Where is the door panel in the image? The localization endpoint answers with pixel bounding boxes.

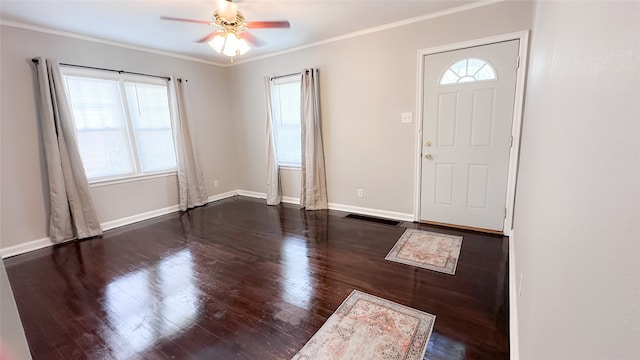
[467,164,489,209]
[420,40,519,232]
[470,89,495,147]
[437,93,458,146]
[435,163,455,206]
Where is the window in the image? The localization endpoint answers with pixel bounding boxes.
[440,58,496,85]
[62,68,177,182]
[270,75,302,167]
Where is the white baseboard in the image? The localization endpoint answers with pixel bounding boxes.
[282,196,300,204]
[0,191,239,258]
[101,205,181,231]
[328,202,414,222]
[236,190,267,199]
[102,190,239,231]
[0,237,53,259]
[235,190,413,221]
[509,232,520,360]
[0,190,413,258]
[207,190,238,203]
[237,190,299,204]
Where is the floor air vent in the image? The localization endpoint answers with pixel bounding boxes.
[344,213,402,227]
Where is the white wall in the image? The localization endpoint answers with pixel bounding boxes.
[2,0,638,357]
[0,262,32,359]
[514,1,640,359]
[0,25,238,250]
[228,0,534,216]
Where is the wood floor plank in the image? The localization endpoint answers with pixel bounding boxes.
[4,197,509,359]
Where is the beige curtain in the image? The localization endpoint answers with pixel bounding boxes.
[265,76,282,205]
[173,79,208,211]
[300,68,328,210]
[34,58,102,242]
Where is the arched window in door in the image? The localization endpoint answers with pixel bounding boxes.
[439,58,497,85]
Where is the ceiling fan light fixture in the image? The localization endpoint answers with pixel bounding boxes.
[209,32,251,57]
[208,33,226,53]
[162,1,288,59]
[236,37,251,55]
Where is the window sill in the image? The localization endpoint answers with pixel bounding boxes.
[279,165,301,171]
[89,171,177,188]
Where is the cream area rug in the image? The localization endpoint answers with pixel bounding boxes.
[385,229,463,275]
[292,290,435,360]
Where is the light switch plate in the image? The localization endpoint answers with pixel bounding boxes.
[401,112,412,123]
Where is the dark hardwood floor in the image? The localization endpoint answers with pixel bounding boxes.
[4,196,509,360]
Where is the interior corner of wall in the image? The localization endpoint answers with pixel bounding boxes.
[509,232,520,360]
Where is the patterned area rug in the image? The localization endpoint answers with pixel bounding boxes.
[385,229,463,275]
[292,290,435,360]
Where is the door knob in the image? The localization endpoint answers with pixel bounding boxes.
[424,153,432,159]
[424,140,432,147]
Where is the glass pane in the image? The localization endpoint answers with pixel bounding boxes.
[125,83,172,129]
[475,64,497,80]
[449,59,468,77]
[272,80,301,166]
[440,58,497,85]
[440,69,460,85]
[467,58,486,77]
[275,126,301,166]
[76,129,134,179]
[276,82,301,127]
[135,129,177,172]
[65,76,135,179]
[125,82,177,173]
[66,76,127,130]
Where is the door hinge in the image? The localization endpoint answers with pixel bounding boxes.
[510,136,514,147]
[516,56,521,69]
[504,208,507,219]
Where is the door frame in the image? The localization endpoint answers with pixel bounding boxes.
[413,31,530,235]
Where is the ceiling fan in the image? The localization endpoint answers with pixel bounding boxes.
[161,0,290,59]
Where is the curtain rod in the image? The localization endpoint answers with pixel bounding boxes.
[270,71,303,81]
[31,58,171,81]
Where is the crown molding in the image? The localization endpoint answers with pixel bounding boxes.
[0,19,226,67]
[229,0,507,66]
[0,0,505,68]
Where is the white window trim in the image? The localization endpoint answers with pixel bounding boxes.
[279,164,301,171]
[60,66,179,183]
[89,171,177,188]
[61,66,170,86]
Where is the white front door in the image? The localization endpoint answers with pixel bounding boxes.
[420,40,519,232]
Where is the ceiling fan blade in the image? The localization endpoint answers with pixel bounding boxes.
[247,21,290,29]
[216,0,238,22]
[239,32,265,47]
[161,16,212,25]
[196,31,220,43]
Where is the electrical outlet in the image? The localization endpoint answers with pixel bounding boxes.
[214,180,219,188]
[357,189,364,198]
[401,112,413,123]
[518,274,524,297]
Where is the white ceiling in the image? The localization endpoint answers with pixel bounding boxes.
[0,0,483,65]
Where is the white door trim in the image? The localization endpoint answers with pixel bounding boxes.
[413,30,529,235]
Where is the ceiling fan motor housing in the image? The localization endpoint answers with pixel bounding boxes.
[214,10,247,33]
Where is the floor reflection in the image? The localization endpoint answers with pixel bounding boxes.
[103,249,201,358]
[281,237,312,310]
[427,332,466,360]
